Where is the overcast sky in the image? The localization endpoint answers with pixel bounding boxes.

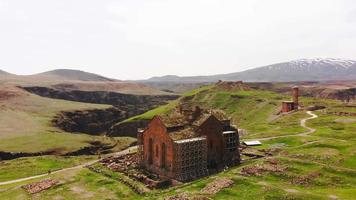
[0,0,355,80]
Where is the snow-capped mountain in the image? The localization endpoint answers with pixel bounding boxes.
[144,58,356,82]
[288,58,355,70]
[224,58,356,82]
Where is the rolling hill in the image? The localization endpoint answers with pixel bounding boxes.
[0,69,11,75]
[36,69,115,82]
[143,58,356,83]
[0,69,171,95]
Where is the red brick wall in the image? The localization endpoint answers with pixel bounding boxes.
[292,87,299,107]
[282,102,295,112]
[197,116,224,169]
[142,116,174,176]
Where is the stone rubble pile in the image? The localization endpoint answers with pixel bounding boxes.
[201,178,234,194]
[100,153,138,173]
[100,153,171,189]
[240,158,287,176]
[22,179,59,194]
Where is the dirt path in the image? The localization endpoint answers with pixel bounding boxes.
[247,111,318,141]
[0,146,137,186]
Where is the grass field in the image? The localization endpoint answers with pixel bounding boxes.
[0,156,96,182]
[0,168,141,200]
[1,83,355,199]
[126,84,311,139]
[0,86,114,153]
[0,136,136,183]
[0,85,137,184]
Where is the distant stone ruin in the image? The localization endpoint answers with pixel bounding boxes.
[281,87,299,113]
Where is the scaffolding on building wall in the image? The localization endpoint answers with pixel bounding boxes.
[223,130,238,152]
[173,137,209,182]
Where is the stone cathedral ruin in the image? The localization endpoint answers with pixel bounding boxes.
[137,105,241,182]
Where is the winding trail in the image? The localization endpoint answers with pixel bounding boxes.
[246,111,318,141]
[0,146,137,186]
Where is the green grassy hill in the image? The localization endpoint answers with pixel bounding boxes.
[126,82,310,139]
[0,86,114,153]
[0,85,136,183]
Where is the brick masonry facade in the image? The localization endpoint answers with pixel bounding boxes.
[138,114,240,182]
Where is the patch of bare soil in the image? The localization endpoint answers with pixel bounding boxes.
[22,179,59,194]
[70,185,95,198]
[284,188,299,193]
[290,172,320,186]
[165,193,190,200]
[328,194,340,200]
[0,86,25,101]
[240,158,287,176]
[201,178,234,195]
[216,81,250,91]
[0,91,18,100]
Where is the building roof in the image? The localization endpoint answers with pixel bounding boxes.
[192,110,228,126]
[155,106,230,141]
[159,106,228,127]
[160,111,187,127]
[223,130,237,134]
[243,141,262,146]
[168,127,200,141]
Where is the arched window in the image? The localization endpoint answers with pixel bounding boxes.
[161,143,166,169]
[148,138,153,165]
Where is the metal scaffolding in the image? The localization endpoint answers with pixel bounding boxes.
[173,137,208,182]
[223,130,238,152]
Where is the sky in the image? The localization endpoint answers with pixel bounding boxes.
[0,0,356,80]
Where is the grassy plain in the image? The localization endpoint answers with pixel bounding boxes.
[0,86,113,153]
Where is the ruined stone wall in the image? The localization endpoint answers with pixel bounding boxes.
[292,87,299,107]
[282,101,295,113]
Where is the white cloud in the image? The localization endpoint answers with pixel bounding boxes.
[0,0,356,79]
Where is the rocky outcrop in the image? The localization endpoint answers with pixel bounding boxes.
[0,151,55,161]
[21,86,178,135]
[0,140,129,160]
[332,88,356,102]
[107,120,150,137]
[64,141,119,156]
[52,107,127,135]
[20,86,178,110]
